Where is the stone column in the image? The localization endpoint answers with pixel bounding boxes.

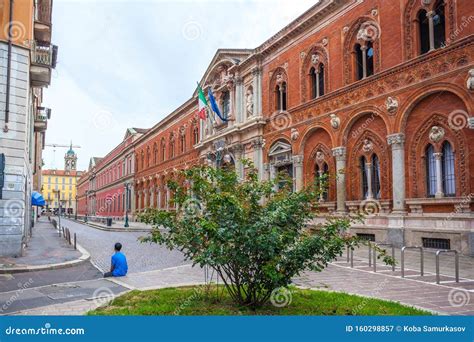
[387,133,406,213]
[434,152,444,198]
[427,11,435,51]
[365,161,373,200]
[235,77,243,123]
[166,187,170,210]
[252,67,262,117]
[315,69,320,98]
[157,188,162,209]
[253,138,265,181]
[332,147,347,213]
[292,155,304,192]
[149,186,154,208]
[361,45,368,79]
[233,144,244,181]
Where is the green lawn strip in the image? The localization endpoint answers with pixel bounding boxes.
[88,286,432,316]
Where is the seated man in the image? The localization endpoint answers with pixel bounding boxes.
[104,242,128,277]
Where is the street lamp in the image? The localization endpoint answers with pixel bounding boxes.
[124,183,130,228]
[53,189,61,231]
[75,194,78,220]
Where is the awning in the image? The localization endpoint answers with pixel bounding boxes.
[31,191,46,206]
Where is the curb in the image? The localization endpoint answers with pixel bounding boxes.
[64,218,152,233]
[0,241,91,274]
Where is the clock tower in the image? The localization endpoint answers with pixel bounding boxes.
[64,142,77,171]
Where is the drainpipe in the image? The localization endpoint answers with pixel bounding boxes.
[3,0,14,132]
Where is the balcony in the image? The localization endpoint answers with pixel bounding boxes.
[34,107,50,132]
[30,41,58,87]
[34,0,52,43]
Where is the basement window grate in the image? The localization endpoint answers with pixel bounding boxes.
[356,233,375,242]
[422,238,450,250]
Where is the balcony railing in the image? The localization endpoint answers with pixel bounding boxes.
[34,0,52,24]
[31,41,58,68]
[37,106,52,120]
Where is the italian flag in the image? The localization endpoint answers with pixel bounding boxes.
[197,84,208,120]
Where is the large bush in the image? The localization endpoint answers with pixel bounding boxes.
[140,162,386,308]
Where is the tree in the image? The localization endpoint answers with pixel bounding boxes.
[140,161,389,309]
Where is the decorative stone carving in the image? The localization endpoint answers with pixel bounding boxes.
[342,26,349,33]
[429,126,445,143]
[322,38,328,46]
[362,138,374,153]
[300,51,306,59]
[246,88,254,116]
[467,69,474,91]
[315,150,325,164]
[330,114,340,129]
[311,54,320,65]
[371,9,378,16]
[421,0,431,6]
[290,128,299,141]
[387,133,405,146]
[276,73,284,85]
[385,96,399,114]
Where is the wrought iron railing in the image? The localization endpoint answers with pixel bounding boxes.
[31,41,58,68]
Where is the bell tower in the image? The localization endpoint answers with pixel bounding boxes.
[64,142,77,171]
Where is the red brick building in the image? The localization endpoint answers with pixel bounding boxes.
[79,0,474,253]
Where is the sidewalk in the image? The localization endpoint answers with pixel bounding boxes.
[71,218,152,232]
[0,217,89,273]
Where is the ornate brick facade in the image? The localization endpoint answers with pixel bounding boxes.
[79,0,474,254]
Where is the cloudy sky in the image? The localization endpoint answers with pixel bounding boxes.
[43,0,316,170]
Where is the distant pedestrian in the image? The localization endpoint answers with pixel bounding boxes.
[103,242,128,277]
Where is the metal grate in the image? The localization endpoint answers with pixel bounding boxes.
[356,233,375,242]
[422,238,450,250]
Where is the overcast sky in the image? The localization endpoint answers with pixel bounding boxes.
[42,0,317,170]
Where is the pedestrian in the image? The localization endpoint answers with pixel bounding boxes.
[103,242,128,277]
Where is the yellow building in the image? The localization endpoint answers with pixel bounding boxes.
[42,146,83,213]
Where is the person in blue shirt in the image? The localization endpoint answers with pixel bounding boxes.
[104,242,128,277]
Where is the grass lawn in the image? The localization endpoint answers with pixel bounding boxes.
[88,286,431,316]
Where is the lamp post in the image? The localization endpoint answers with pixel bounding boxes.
[124,183,130,228]
[74,194,78,220]
[85,190,88,222]
[206,139,232,168]
[53,189,61,231]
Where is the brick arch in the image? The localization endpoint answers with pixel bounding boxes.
[269,67,288,112]
[347,129,391,201]
[396,83,472,133]
[403,0,456,60]
[301,128,336,201]
[406,113,470,198]
[343,16,381,85]
[340,105,389,146]
[297,124,335,154]
[300,44,329,103]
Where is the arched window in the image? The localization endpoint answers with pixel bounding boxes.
[221,91,230,119]
[310,67,317,99]
[169,139,175,158]
[180,134,185,153]
[161,140,166,161]
[310,64,325,99]
[140,151,144,171]
[425,144,437,197]
[442,141,455,196]
[418,9,430,54]
[315,162,329,201]
[366,41,374,77]
[355,43,364,81]
[146,147,150,167]
[275,82,287,111]
[371,154,380,199]
[193,127,199,145]
[360,156,368,198]
[153,143,158,165]
[433,0,446,49]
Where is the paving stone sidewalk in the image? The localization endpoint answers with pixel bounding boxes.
[0,217,81,271]
[10,261,474,316]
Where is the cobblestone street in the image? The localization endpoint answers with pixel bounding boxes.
[60,218,188,273]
